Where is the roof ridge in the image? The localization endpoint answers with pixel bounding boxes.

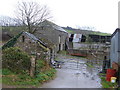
[41,20,67,33]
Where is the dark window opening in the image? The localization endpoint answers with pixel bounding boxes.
[81,35,86,42]
[69,34,74,42]
[50,49,53,60]
[89,35,99,42]
[41,26,44,30]
[71,34,74,37]
[63,44,64,50]
[59,44,61,51]
[22,36,25,42]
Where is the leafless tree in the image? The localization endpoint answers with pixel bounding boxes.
[15,1,52,33]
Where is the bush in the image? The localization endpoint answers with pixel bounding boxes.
[2,69,14,75]
[100,76,118,88]
[2,47,31,74]
[36,60,45,69]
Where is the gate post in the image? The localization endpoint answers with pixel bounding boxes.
[30,56,36,77]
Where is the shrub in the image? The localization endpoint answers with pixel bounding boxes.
[100,77,118,88]
[2,69,14,75]
[2,47,31,74]
[36,60,45,69]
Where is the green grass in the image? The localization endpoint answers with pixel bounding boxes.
[0,69,1,84]
[2,26,26,36]
[65,29,74,33]
[64,28,111,35]
[0,69,2,83]
[2,69,16,75]
[92,31,111,36]
[2,68,56,88]
[0,26,2,30]
[98,73,106,76]
[100,77,118,88]
[99,73,119,88]
[85,63,94,68]
[36,68,56,83]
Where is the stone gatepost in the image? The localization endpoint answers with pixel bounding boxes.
[30,56,36,77]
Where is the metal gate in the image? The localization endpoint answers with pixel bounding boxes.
[61,58,86,70]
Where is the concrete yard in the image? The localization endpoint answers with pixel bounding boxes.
[40,54,102,88]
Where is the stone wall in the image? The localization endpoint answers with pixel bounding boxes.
[34,26,68,52]
[73,43,107,50]
[14,34,50,61]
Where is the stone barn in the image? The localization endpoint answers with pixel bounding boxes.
[34,20,68,53]
[14,32,51,61]
[2,31,56,76]
[2,31,56,63]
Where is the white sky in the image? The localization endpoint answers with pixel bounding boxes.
[0,0,119,34]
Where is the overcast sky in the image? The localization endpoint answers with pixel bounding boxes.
[0,0,119,34]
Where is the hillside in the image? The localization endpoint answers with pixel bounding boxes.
[2,26,111,42]
[62,26,111,36]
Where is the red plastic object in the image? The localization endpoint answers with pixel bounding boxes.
[106,69,116,82]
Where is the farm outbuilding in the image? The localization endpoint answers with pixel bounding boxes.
[110,28,120,86]
[2,31,56,76]
[34,20,68,53]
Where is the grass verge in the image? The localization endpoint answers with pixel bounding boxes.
[99,73,118,88]
[2,68,56,88]
[85,63,94,68]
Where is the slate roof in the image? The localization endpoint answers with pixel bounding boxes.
[24,32,39,41]
[35,34,55,49]
[23,32,47,48]
[40,20,67,33]
[2,32,48,50]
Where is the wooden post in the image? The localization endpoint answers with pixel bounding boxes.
[30,56,36,77]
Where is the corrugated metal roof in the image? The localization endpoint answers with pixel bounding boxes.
[73,34,82,42]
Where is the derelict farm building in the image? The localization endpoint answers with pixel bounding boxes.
[34,20,68,53]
